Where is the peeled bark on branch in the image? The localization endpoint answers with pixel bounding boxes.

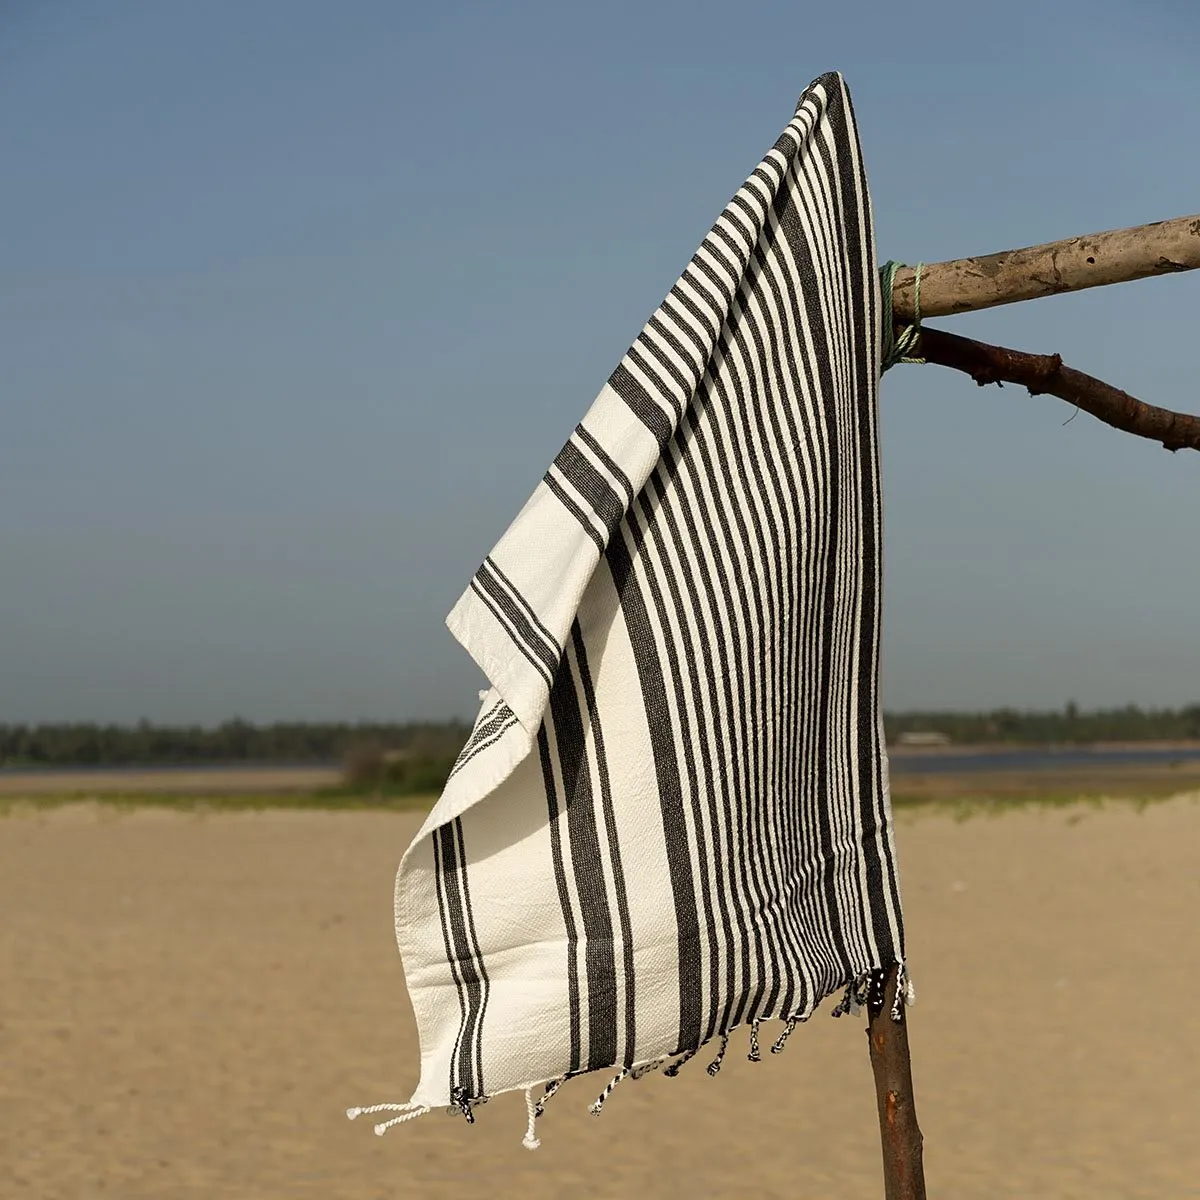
[892,213,1200,320]
[916,326,1200,452]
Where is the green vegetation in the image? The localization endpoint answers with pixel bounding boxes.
[0,790,439,817]
[0,719,470,770]
[340,735,460,797]
[2,704,1197,774]
[884,703,1200,745]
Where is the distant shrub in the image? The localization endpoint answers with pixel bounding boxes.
[341,736,458,797]
[0,718,472,769]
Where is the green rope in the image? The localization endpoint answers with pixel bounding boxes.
[879,260,925,371]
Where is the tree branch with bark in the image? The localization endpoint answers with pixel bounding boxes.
[916,327,1200,452]
[889,214,1200,453]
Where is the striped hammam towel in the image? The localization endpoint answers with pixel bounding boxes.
[351,71,909,1147]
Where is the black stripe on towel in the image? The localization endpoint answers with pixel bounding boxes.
[435,820,489,1098]
[434,821,490,1099]
[570,621,637,1068]
[448,703,519,780]
[542,472,606,553]
[453,817,491,1093]
[547,440,625,546]
[574,423,634,505]
[605,522,703,1056]
[431,828,468,1094]
[538,723,583,1074]
[548,639,619,1073]
[471,559,561,686]
[608,363,672,450]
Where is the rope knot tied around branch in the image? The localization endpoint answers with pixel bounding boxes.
[880,261,925,371]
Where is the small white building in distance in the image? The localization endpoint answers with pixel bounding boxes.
[895,731,952,747]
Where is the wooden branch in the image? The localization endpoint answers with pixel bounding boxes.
[893,214,1200,319]
[868,966,926,1200]
[916,327,1200,452]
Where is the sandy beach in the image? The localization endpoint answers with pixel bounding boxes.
[2,795,1198,1199]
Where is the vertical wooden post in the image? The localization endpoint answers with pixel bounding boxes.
[867,965,926,1199]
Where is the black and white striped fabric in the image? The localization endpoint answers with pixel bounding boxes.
[361,71,908,1141]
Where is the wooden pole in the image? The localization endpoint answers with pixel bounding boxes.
[879,215,1200,1197]
[867,966,926,1200]
[892,213,1200,320]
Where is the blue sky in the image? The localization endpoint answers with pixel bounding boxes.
[2,0,1197,723]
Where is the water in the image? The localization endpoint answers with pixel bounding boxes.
[3,748,1197,778]
[889,746,1200,774]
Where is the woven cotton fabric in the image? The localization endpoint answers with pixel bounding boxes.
[383,71,906,1125]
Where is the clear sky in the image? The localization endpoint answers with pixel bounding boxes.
[2,0,1197,724]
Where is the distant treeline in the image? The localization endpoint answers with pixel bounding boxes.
[1,705,1198,769]
[0,719,470,768]
[884,704,1200,745]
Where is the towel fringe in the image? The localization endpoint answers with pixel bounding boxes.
[588,1068,629,1116]
[771,1015,801,1055]
[892,963,916,1021]
[747,1020,762,1063]
[350,963,914,1147]
[706,1033,731,1076]
[535,1074,567,1118]
[522,1088,541,1150]
[346,1102,431,1136]
[663,1046,700,1078]
[449,1086,478,1124]
[631,1054,671,1080]
[831,972,874,1019]
[829,963,915,1023]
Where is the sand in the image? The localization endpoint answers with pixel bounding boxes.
[2,796,1198,1199]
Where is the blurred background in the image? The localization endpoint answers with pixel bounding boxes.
[2,3,1198,1197]
[2,0,1198,729]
